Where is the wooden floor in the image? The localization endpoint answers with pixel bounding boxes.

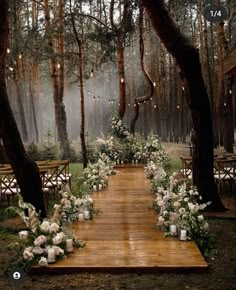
[36,165,207,273]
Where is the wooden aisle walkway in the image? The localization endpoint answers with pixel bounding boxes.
[39,165,207,273]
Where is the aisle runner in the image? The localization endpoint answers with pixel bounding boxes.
[37,166,207,272]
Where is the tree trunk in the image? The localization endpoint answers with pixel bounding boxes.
[142,0,225,211]
[70,1,88,168]
[44,0,68,143]
[0,0,46,217]
[117,38,126,118]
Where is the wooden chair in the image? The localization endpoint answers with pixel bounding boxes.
[180,156,192,180]
[0,169,20,206]
[50,160,72,189]
[214,158,236,193]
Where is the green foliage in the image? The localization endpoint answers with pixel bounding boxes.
[60,141,78,162]
[40,129,59,160]
[26,142,41,161]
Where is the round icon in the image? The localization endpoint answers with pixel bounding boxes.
[204,5,228,22]
[13,271,21,280]
[8,267,27,285]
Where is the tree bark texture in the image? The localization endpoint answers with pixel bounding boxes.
[142,0,225,210]
[0,0,47,217]
[44,0,68,143]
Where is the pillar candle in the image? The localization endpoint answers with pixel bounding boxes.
[47,247,56,263]
[66,239,73,252]
[170,224,177,236]
[84,210,90,220]
[179,229,187,241]
[93,185,97,192]
[78,213,84,221]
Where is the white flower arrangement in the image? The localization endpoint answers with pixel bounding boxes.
[7,193,85,268]
[79,154,116,191]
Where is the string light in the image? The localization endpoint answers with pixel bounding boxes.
[177,104,180,109]
[121,78,124,83]
[150,97,153,101]
[9,67,13,71]
[154,104,157,109]
[108,99,111,104]
[224,102,227,107]
[19,53,22,59]
[134,103,136,107]
[229,89,232,94]
[128,103,130,107]
[7,48,10,53]
[97,96,100,100]
[118,102,120,106]
[111,99,114,104]
[93,96,96,101]
[153,82,156,87]
[90,69,94,77]
[182,86,185,91]
[57,63,60,69]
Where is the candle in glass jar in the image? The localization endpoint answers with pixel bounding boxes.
[78,213,84,221]
[179,229,187,241]
[170,224,177,236]
[47,247,56,263]
[93,185,97,192]
[84,210,90,220]
[66,239,73,252]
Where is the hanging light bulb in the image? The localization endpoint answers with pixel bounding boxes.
[97,96,100,100]
[134,103,136,107]
[154,104,157,109]
[7,48,10,54]
[93,96,96,101]
[108,99,111,104]
[177,104,180,109]
[128,103,130,107]
[57,63,60,69]
[19,53,22,59]
[229,89,232,94]
[182,86,185,91]
[121,78,124,83]
[224,102,227,107]
[118,102,120,106]
[150,97,153,101]
[153,82,156,87]
[90,69,94,77]
[111,99,114,104]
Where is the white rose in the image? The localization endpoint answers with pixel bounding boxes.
[50,222,60,233]
[19,230,28,240]
[52,232,65,245]
[158,216,165,224]
[197,215,204,222]
[32,246,45,255]
[53,246,64,256]
[40,221,50,233]
[179,207,185,214]
[23,248,34,260]
[62,192,69,198]
[34,235,47,246]
[173,201,181,208]
[188,202,195,212]
[38,257,48,267]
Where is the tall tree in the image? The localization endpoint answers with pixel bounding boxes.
[0,0,46,217]
[44,0,68,143]
[69,1,88,168]
[142,0,225,210]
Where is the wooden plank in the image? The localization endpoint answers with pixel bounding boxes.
[34,166,207,273]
